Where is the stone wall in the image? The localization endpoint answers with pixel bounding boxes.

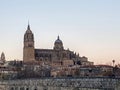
[0,77,120,90]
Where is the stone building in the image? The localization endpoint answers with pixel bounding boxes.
[0,52,6,65]
[23,24,93,66]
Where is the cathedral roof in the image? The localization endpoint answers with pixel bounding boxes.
[35,49,53,52]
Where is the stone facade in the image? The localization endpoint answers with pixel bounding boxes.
[0,77,120,90]
[23,24,93,66]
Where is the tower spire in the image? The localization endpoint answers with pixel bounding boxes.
[27,21,30,30]
[57,35,60,40]
[24,22,35,62]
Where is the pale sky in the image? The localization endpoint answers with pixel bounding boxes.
[0,0,120,65]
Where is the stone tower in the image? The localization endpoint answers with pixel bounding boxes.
[54,36,64,51]
[0,52,6,63]
[23,24,35,62]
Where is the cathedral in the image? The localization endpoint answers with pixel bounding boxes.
[23,24,93,66]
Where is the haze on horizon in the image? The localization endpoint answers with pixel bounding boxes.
[0,0,120,65]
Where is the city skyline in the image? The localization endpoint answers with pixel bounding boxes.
[0,0,120,64]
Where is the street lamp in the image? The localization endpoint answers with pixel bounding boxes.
[112,60,115,67]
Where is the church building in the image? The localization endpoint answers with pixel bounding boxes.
[23,24,93,66]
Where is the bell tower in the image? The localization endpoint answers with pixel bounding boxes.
[23,24,35,62]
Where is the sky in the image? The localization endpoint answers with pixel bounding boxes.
[0,0,120,65]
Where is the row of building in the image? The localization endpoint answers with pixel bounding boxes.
[0,24,119,80]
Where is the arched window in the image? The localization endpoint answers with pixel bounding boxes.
[43,87,48,90]
[20,87,24,90]
[26,88,29,90]
[43,89,47,90]
[15,87,18,90]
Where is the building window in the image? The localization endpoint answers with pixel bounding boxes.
[43,89,47,90]
[15,87,18,90]
[26,88,29,90]
[10,87,14,90]
[43,87,48,90]
[20,87,24,90]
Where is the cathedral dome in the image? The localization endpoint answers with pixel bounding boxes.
[55,36,63,44]
[54,36,64,50]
